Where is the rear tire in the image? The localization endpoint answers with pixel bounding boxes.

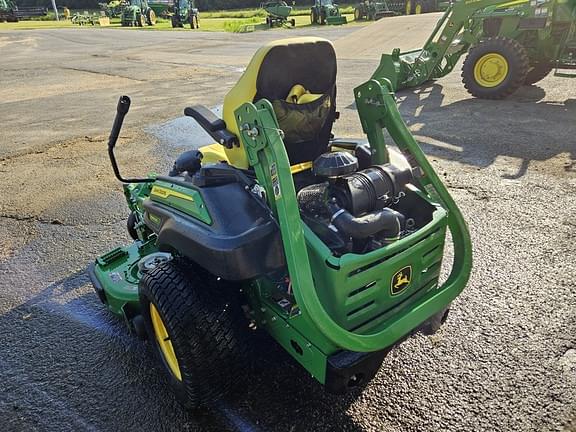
[139,259,249,409]
[354,7,362,21]
[146,8,156,25]
[310,9,316,24]
[137,13,145,27]
[414,1,423,14]
[405,0,413,15]
[524,63,553,85]
[461,37,529,100]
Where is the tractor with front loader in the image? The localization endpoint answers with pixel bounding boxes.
[170,0,198,29]
[373,0,576,99]
[121,0,156,26]
[311,0,348,25]
[0,0,17,21]
[354,0,395,20]
[89,37,472,407]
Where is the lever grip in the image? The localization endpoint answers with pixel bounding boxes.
[108,95,131,150]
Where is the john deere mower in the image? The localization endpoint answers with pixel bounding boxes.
[311,0,348,25]
[372,0,576,99]
[89,37,471,407]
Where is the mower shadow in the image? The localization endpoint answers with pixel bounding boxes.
[211,333,369,432]
[0,266,374,431]
[393,83,576,179]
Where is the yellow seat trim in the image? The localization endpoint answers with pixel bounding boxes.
[198,143,229,165]
[222,36,333,170]
[290,161,313,174]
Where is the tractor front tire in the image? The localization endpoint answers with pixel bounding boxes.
[137,13,145,27]
[462,37,529,100]
[524,63,553,85]
[139,260,249,409]
[354,7,362,21]
[310,9,316,24]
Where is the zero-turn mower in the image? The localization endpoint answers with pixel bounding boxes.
[89,37,472,408]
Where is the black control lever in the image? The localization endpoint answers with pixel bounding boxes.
[107,96,153,183]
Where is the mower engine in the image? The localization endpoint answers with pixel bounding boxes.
[298,151,415,255]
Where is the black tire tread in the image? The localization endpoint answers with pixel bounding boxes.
[139,260,249,409]
[524,63,553,85]
[461,37,530,100]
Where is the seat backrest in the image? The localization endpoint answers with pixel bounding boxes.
[222,37,337,169]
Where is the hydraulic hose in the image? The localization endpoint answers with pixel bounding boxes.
[327,202,405,239]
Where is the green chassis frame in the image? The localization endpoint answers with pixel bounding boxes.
[90,78,472,384]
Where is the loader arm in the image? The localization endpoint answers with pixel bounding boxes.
[372,0,529,90]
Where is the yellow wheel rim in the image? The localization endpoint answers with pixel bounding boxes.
[473,53,509,88]
[415,3,422,13]
[150,303,182,381]
[405,0,411,14]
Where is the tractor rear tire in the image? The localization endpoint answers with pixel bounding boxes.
[414,1,424,14]
[524,63,553,85]
[146,9,156,25]
[139,259,250,409]
[137,13,145,27]
[461,37,529,100]
[405,0,413,15]
[310,9,317,24]
[354,7,362,20]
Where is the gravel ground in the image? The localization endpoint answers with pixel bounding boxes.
[0,24,575,432]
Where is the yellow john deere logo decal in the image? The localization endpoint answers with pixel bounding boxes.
[151,186,194,202]
[391,266,412,296]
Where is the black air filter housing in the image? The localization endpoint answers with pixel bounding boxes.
[313,151,358,178]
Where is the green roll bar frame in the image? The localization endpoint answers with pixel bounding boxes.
[234,78,472,353]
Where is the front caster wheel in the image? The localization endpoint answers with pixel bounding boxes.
[419,306,450,336]
[139,260,249,408]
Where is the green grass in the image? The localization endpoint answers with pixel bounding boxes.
[0,5,362,32]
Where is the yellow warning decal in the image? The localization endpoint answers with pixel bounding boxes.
[150,186,194,202]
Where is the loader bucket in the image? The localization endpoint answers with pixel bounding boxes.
[327,15,347,25]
